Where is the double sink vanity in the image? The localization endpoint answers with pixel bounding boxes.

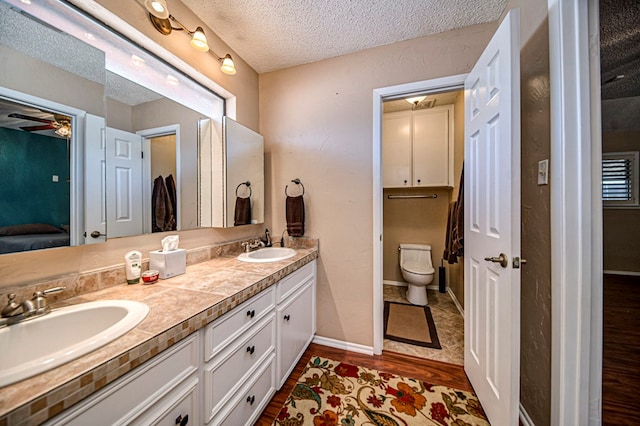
[0,241,318,425]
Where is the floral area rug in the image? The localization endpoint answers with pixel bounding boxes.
[273,356,490,426]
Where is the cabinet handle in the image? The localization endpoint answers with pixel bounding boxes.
[175,414,189,426]
[247,395,255,405]
[417,179,421,184]
[284,314,291,321]
[246,309,255,318]
[404,179,408,184]
[246,345,255,354]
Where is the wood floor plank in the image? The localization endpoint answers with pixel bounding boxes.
[602,274,640,425]
[256,342,474,425]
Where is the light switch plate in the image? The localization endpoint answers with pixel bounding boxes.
[537,159,549,185]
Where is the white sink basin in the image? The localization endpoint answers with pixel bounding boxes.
[0,300,149,387]
[237,247,297,263]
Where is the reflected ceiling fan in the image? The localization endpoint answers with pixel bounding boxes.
[8,112,72,137]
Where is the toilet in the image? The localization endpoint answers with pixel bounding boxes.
[399,243,435,306]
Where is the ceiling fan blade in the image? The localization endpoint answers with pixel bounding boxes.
[20,124,56,132]
[8,113,54,124]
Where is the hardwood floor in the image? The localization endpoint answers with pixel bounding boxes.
[602,274,640,425]
[256,342,474,425]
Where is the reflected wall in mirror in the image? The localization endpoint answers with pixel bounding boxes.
[200,117,264,227]
[0,0,267,255]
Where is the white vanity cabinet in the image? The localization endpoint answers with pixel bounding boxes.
[382,106,454,188]
[44,259,317,426]
[201,287,277,425]
[46,334,200,426]
[276,261,317,388]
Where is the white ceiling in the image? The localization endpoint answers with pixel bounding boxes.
[180,0,508,73]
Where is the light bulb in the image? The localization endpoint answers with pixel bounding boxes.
[144,0,169,19]
[220,54,236,75]
[190,27,209,52]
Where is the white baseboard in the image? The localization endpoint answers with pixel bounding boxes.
[383,280,407,287]
[519,403,535,426]
[447,287,464,317]
[312,335,374,356]
[603,270,640,276]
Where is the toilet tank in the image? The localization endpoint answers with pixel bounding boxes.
[399,243,433,267]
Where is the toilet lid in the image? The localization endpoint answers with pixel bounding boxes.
[403,262,434,275]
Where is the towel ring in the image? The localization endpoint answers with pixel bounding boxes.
[285,178,305,197]
[235,181,252,198]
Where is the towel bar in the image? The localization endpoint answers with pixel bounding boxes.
[387,194,437,199]
[235,181,252,198]
[285,178,305,196]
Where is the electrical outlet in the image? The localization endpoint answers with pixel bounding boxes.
[537,159,549,185]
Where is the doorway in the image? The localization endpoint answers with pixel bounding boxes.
[138,125,181,234]
[380,90,465,365]
[372,74,467,356]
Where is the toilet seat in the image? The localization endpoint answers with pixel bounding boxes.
[402,262,434,275]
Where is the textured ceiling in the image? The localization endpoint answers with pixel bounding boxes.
[600,0,640,100]
[181,0,508,73]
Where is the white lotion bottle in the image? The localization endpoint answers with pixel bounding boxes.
[124,250,142,284]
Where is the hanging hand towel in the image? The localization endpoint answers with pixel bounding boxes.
[152,176,176,232]
[234,196,251,226]
[286,195,305,237]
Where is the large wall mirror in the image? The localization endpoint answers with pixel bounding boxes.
[0,0,263,255]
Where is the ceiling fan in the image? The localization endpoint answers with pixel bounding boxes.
[8,112,72,137]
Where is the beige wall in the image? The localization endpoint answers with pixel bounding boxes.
[602,131,640,272]
[259,23,498,347]
[519,13,552,426]
[383,187,452,286]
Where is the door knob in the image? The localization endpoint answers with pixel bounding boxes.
[89,230,106,239]
[484,253,508,268]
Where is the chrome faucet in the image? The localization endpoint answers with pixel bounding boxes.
[1,286,65,327]
[241,239,265,253]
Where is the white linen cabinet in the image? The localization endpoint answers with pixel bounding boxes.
[382,105,454,188]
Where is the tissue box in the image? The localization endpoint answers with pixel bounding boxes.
[149,249,186,279]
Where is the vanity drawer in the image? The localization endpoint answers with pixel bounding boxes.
[276,261,315,303]
[204,286,274,361]
[48,335,199,426]
[203,314,275,421]
[213,354,276,426]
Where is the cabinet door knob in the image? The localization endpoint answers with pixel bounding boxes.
[404,179,408,184]
[247,395,255,405]
[417,179,421,184]
[246,345,255,354]
[284,314,291,321]
[175,414,189,426]
[246,309,255,318]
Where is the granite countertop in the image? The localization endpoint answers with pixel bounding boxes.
[0,244,318,425]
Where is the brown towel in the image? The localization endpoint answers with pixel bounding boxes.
[443,201,459,264]
[234,196,251,226]
[286,195,305,237]
[152,176,176,232]
[165,174,177,224]
[452,165,464,257]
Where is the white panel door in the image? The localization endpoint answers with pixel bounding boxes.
[413,107,450,187]
[84,114,106,244]
[464,9,521,426]
[106,127,143,238]
[382,111,412,187]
